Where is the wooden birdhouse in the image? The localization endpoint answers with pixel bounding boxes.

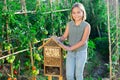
[38,36,65,80]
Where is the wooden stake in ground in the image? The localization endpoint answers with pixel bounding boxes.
[115,0,119,79]
[107,0,112,80]
[35,0,40,11]
[3,0,14,79]
[115,0,119,63]
[20,0,35,80]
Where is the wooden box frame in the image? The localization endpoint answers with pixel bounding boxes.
[44,46,63,76]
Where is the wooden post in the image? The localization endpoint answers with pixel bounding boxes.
[71,0,72,5]
[20,0,29,27]
[20,0,26,12]
[0,43,2,57]
[115,0,119,79]
[35,0,40,11]
[20,0,34,66]
[107,0,112,80]
[64,0,67,6]
[115,0,119,63]
[20,0,35,79]
[48,76,63,80]
[29,42,34,67]
[50,0,54,35]
[59,76,63,80]
[3,0,14,78]
[48,76,52,80]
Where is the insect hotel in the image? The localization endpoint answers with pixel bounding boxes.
[38,36,65,80]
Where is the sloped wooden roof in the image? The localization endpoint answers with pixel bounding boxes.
[38,36,65,50]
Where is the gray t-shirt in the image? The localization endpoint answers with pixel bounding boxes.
[68,20,89,51]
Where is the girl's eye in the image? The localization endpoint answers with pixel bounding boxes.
[72,11,82,14]
[72,12,75,14]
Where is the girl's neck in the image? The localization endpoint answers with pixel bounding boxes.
[74,20,83,25]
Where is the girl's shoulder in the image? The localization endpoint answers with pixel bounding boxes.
[82,21,90,27]
[83,21,90,25]
[67,20,74,24]
[67,20,74,27]
[67,20,90,25]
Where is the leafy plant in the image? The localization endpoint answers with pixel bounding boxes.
[0,0,117,79]
[0,59,4,65]
[0,73,2,77]
[85,75,94,80]
[88,40,96,60]
[94,37,109,62]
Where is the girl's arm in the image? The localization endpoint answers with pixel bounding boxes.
[59,24,69,41]
[65,24,91,51]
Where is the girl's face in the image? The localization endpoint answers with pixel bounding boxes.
[72,7,83,21]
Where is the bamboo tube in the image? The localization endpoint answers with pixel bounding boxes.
[0,48,28,60]
[29,42,34,67]
[15,10,36,14]
[115,0,119,78]
[50,0,54,35]
[116,0,119,62]
[20,0,35,79]
[0,43,2,56]
[107,0,112,79]
[71,0,72,5]
[35,0,40,11]
[20,0,26,12]
[1,39,41,55]
[3,0,14,78]
[20,0,34,66]
[14,9,70,15]
[3,0,7,11]
[64,0,67,6]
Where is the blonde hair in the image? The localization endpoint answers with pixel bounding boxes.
[70,2,86,21]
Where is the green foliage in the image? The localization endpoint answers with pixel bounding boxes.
[84,75,94,80]
[85,53,101,75]
[13,60,20,70]
[0,1,3,41]
[0,59,4,65]
[3,42,12,50]
[39,75,47,80]
[0,0,112,79]
[26,0,36,10]
[94,37,109,61]
[83,0,108,38]
[112,54,119,63]
[0,73,2,77]
[7,0,21,11]
[88,40,96,60]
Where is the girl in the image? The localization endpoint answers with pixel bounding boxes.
[59,2,91,80]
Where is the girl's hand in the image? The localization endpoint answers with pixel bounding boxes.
[64,45,71,51]
[57,37,62,42]
[57,36,66,42]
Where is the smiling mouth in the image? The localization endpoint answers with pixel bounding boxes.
[75,17,79,18]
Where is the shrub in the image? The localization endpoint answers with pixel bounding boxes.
[94,37,109,62]
[88,40,96,60]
